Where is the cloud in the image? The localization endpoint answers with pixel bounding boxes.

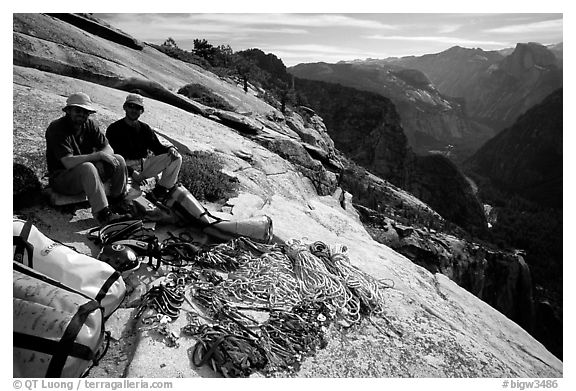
[364,35,506,47]
[98,13,397,31]
[437,24,462,34]
[483,18,562,34]
[184,13,397,29]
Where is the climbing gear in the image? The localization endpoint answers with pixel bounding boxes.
[189,324,268,377]
[159,232,203,267]
[89,219,162,269]
[13,262,105,378]
[136,274,187,322]
[88,219,149,245]
[98,243,140,273]
[125,233,395,377]
[13,219,126,318]
[309,240,392,317]
[111,238,162,270]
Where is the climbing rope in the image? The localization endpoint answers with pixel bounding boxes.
[219,248,302,311]
[315,243,393,316]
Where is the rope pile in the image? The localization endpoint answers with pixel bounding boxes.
[286,239,356,323]
[309,241,393,317]
[134,235,394,377]
[191,238,259,271]
[219,248,302,311]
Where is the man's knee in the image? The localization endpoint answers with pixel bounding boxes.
[172,154,182,167]
[77,162,106,189]
[77,162,99,178]
[110,154,127,178]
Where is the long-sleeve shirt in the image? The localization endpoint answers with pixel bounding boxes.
[106,119,170,160]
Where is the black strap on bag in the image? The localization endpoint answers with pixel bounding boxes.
[13,332,96,362]
[13,220,34,267]
[46,300,103,377]
[95,272,123,306]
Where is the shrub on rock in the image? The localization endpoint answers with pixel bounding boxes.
[179,151,238,202]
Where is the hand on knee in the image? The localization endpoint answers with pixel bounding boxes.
[114,154,126,168]
[131,170,146,185]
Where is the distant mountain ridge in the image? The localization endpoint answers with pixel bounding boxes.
[357,42,563,133]
[378,46,505,104]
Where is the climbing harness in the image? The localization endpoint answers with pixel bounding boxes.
[88,220,150,245]
[159,232,203,268]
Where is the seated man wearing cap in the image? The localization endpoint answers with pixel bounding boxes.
[45,92,131,225]
[106,93,182,202]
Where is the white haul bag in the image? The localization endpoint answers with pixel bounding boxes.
[13,262,105,378]
[13,218,126,317]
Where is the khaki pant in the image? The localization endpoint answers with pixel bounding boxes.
[127,153,182,189]
[50,155,128,213]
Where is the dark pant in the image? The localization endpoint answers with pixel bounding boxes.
[51,154,127,213]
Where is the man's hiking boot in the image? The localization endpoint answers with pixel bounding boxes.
[145,185,170,204]
[95,206,130,226]
[108,195,134,215]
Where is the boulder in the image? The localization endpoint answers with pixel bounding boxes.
[253,136,339,196]
[285,111,336,162]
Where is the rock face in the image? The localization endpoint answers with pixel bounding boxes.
[473,43,562,130]
[289,61,481,155]
[294,77,410,186]
[501,42,559,78]
[357,205,534,333]
[465,89,563,209]
[292,77,487,234]
[12,13,562,377]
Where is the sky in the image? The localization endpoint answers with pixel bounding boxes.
[95,13,563,67]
